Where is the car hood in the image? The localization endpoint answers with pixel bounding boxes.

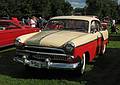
[25,30,87,47]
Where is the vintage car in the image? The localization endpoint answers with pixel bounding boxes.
[14,16,108,74]
[0,19,39,47]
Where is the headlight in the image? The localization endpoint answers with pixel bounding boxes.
[15,38,24,47]
[15,38,21,46]
[65,42,75,54]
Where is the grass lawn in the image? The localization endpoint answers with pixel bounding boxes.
[107,41,120,48]
[0,27,120,85]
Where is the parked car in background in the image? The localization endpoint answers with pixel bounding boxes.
[0,19,40,47]
[14,16,108,74]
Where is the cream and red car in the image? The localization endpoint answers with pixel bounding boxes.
[14,16,108,74]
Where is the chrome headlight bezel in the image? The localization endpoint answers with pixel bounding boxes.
[15,38,24,47]
[65,42,75,54]
[15,38,21,46]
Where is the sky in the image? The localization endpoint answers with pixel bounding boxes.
[67,0,120,8]
[66,0,86,8]
[118,0,120,4]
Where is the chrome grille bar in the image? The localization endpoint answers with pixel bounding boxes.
[17,49,67,56]
[17,49,68,61]
[24,45,65,54]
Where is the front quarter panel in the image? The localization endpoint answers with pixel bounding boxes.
[72,33,98,61]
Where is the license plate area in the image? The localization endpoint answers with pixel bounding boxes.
[29,60,46,68]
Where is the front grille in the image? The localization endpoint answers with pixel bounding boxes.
[24,45,65,54]
[17,45,68,62]
[29,54,68,62]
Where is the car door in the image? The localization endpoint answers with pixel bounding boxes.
[90,20,103,54]
[0,29,13,47]
[2,21,28,46]
[0,21,17,47]
[0,21,38,47]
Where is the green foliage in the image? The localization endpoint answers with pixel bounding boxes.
[73,8,85,15]
[0,0,73,18]
[62,1,73,15]
[86,0,119,19]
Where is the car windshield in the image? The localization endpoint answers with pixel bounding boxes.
[45,19,89,32]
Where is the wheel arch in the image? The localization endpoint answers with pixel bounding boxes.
[85,51,90,63]
[76,51,90,63]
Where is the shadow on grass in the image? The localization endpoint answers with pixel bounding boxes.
[83,48,120,85]
[0,47,120,85]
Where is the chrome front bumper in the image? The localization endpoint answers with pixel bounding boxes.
[14,57,80,69]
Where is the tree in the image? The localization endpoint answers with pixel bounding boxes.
[86,0,119,19]
[62,1,73,15]
[73,8,85,15]
[0,0,73,18]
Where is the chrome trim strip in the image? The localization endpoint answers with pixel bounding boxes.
[17,49,68,56]
[24,46,65,53]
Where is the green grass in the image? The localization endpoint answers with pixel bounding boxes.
[107,41,120,48]
[0,76,82,85]
[0,27,120,85]
[107,24,120,48]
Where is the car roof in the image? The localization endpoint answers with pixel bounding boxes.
[50,16,100,21]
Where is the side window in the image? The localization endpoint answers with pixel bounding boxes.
[91,20,101,33]
[95,21,101,31]
[91,21,96,33]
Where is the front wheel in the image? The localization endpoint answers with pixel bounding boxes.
[75,53,86,75]
[102,44,106,54]
[100,44,106,55]
[80,53,86,74]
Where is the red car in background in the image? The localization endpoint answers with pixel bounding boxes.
[0,19,40,47]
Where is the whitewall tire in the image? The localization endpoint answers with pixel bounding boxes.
[80,53,86,74]
[102,44,106,54]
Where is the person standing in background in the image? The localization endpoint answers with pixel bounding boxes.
[30,16,37,27]
[26,17,31,26]
[22,18,25,24]
[112,19,115,26]
[111,19,119,34]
